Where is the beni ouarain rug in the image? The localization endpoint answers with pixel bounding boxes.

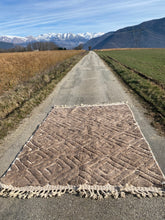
[0,103,165,199]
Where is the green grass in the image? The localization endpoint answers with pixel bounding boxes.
[96,49,165,131]
[98,49,165,86]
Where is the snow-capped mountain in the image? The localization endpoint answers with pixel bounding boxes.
[36,32,104,41]
[0,32,104,49]
[0,35,35,44]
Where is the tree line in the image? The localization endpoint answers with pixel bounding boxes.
[0,41,67,53]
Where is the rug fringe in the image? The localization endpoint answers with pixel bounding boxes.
[76,184,165,199]
[0,183,165,199]
[52,102,128,109]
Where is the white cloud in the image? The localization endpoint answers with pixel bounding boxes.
[0,0,164,35]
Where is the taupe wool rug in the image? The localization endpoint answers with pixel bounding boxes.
[0,103,165,199]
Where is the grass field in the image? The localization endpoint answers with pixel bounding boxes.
[0,50,86,140]
[97,49,165,131]
[98,49,165,86]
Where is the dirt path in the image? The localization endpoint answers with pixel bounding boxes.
[0,51,165,220]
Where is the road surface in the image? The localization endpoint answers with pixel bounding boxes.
[0,51,165,220]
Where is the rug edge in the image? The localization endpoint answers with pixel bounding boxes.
[1,102,165,199]
[52,102,127,109]
[126,104,165,179]
[0,182,165,199]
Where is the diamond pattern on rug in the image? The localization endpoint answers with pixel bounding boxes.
[0,104,164,198]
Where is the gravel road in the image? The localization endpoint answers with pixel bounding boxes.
[0,51,165,220]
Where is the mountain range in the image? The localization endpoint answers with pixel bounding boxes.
[84,17,165,49]
[0,32,104,49]
[0,17,165,50]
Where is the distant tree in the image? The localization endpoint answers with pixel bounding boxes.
[48,42,58,50]
[26,41,58,51]
[27,43,33,51]
[15,45,25,52]
[8,45,25,52]
[58,47,66,50]
[0,48,5,53]
[88,46,92,51]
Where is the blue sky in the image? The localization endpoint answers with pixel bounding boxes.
[0,0,164,36]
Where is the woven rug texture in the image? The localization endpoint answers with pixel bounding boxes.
[0,104,164,199]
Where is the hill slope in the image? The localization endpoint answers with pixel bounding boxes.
[83,32,114,50]
[0,41,14,50]
[92,17,165,49]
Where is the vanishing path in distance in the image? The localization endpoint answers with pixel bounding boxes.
[0,51,165,220]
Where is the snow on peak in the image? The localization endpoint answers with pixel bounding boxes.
[77,32,104,39]
[35,32,104,41]
[0,32,105,49]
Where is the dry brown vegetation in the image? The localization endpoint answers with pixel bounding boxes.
[0,50,83,95]
[0,50,86,140]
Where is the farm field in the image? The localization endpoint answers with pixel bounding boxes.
[0,50,83,95]
[0,50,86,140]
[96,49,165,131]
[97,49,165,86]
